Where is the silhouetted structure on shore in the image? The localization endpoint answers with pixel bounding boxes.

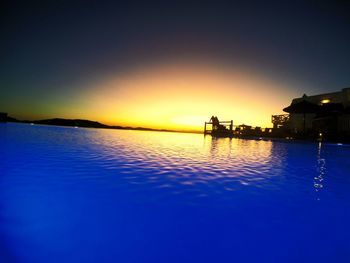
[204,116,233,137]
[0,112,7,122]
[272,87,350,142]
[206,87,350,142]
[204,116,272,138]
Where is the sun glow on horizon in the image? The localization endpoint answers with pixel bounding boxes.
[77,62,295,131]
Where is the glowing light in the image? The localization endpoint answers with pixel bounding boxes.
[321,99,330,104]
[77,62,297,131]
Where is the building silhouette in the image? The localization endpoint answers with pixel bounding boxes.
[273,87,350,140]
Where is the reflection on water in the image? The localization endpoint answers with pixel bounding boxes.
[87,129,284,198]
[314,142,326,198]
[1,124,348,203]
[1,123,350,263]
[1,123,341,203]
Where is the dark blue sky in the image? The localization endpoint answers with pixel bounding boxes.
[1,0,350,120]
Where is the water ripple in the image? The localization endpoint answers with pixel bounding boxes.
[1,123,350,205]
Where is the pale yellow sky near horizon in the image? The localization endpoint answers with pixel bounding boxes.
[8,62,300,131]
[81,63,297,131]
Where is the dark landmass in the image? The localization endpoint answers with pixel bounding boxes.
[27,118,110,129]
[4,116,200,134]
[3,115,349,142]
[6,116,19,122]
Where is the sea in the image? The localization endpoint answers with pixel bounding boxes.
[1,123,349,262]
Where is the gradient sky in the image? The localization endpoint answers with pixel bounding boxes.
[2,0,350,130]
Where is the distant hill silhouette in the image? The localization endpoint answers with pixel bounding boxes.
[4,116,197,133]
[7,116,19,122]
[30,118,110,129]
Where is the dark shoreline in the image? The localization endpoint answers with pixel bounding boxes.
[3,116,349,144]
[3,116,202,135]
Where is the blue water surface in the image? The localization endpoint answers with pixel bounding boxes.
[1,123,350,263]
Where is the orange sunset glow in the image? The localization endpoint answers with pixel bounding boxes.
[81,62,297,131]
[3,2,350,262]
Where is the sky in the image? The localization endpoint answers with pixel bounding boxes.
[1,0,350,131]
